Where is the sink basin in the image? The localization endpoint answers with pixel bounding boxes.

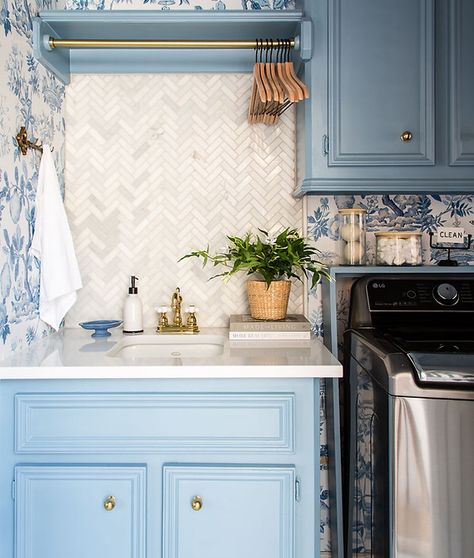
[106,334,225,361]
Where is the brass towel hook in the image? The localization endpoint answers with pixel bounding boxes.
[16,126,54,155]
[16,126,43,155]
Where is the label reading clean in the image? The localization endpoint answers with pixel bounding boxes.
[437,227,465,244]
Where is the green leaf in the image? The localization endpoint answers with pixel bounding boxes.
[179,228,329,286]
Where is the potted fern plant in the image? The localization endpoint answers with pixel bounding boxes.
[180,228,329,320]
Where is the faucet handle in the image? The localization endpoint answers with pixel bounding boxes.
[185,305,199,332]
[155,306,171,332]
[156,306,171,313]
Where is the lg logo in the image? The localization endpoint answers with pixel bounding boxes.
[372,283,386,289]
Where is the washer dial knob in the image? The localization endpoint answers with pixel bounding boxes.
[433,283,459,306]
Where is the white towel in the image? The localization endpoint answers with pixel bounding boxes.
[31,145,82,331]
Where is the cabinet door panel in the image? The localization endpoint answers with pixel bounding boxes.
[163,465,295,558]
[449,0,474,165]
[329,0,434,166]
[15,465,146,558]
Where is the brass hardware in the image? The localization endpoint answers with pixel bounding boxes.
[16,126,44,155]
[400,131,413,142]
[191,496,202,511]
[155,288,199,334]
[103,495,116,511]
[172,287,183,327]
[48,37,296,50]
[186,306,199,331]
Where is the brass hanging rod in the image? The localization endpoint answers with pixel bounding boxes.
[47,37,296,50]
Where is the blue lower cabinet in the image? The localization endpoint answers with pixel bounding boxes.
[14,465,146,558]
[162,465,295,558]
[1,379,318,558]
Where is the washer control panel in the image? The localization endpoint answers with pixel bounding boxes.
[367,278,474,311]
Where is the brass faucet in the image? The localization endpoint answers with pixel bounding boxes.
[156,287,199,334]
[171,287,183,327]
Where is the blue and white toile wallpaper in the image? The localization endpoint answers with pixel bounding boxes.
[64,0,295,11]
[0,0,66,359]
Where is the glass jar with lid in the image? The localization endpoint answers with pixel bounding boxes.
[339,208,367,265]
[375,231,423,266]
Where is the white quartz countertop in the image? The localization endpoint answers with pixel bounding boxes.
[0,328,342,379]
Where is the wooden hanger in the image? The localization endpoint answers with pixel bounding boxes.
[284,39,309,100]
[275,40,297,103]
[248,38,310,125]
[249,40,265,123]
[263,40,282,123]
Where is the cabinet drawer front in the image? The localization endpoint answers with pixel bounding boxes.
[15,392,294,454]
[15,465,146,558]
[163,465,295,558]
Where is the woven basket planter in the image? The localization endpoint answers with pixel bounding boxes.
[246,280,291,320]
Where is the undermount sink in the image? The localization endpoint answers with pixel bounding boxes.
[106,334,225,361]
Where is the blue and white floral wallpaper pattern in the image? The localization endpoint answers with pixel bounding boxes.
[64,0,295,11]
[0,0,66,359]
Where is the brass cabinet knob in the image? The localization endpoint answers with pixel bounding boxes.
[191,496,202,511]
[400,131,413,142]
[103,495,116,511]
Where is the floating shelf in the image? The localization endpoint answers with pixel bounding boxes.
[293,178,474,197]
[33,10,312,85]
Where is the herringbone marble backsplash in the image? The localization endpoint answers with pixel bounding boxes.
[65,74,302,328]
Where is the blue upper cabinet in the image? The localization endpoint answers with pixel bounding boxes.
[449,0,474,165]
[297,0,474,195]
[329,0,434,167]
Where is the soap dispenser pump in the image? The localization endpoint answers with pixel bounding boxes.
[123,275,143,334]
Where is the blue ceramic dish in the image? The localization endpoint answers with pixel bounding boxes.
[79,320,123,338]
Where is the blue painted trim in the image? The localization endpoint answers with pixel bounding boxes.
[39,10,305,26]
[326,379,343,558]
[33,18,71,85]
[313,379,321,558]
[70,49,258,75]
[294,177,474,196]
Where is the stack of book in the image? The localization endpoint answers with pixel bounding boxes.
[229,314,311,340]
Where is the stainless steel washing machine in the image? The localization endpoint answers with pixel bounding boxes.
[344,274,474,558]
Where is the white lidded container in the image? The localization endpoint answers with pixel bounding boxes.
[339,208,367,265]
[375,231,423,266]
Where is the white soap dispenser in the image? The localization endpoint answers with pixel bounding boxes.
[123,275,143,334]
